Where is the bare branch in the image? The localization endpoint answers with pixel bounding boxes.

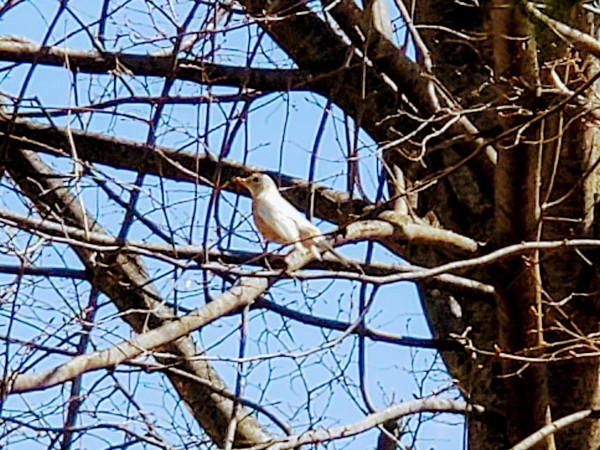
[0,117,368,226]
[322,0,497,171]
[6,148,272,447]
[4,276,263,394]
[254,398,482,450]
[524,3,600,59]
[0,38,307,92]
[510,410,600,450]
[0,208,494,295]
[0,263,86,279]
[255,298,464,350]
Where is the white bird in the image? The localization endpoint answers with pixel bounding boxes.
[234,173,349,265]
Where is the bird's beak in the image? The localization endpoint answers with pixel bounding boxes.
[233,176,248,189]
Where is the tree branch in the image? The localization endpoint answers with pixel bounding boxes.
[6,148,272,448]
[0,263,86,279]
[0,207,494,295]
[3,276,263,394]
[524,3,600,59]
[323,0,497,171]
[254,298,464,351]
[510,410,600,450]
[0,115,483,262]
[0,37,308,92]
[0,116,368,226]
[256,398,482,450]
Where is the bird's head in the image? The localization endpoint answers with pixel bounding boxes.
[233,173,278,197]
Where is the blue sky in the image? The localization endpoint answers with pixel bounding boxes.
[0,1,465,449]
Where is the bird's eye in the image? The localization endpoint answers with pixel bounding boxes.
[252,176,259,183]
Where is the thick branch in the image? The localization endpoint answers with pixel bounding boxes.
[6,148,271,448]
[0,38,307,91]
[0,117,367,226]
[5,277,262,394]
[323,0,497,172]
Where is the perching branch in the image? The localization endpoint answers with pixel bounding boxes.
[0,207,494,295]
[0,116,482,261]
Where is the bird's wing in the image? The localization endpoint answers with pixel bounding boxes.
[275,199,321,240]
[259,193,350,265]
[279,199,350,265]
[255,200,301,243]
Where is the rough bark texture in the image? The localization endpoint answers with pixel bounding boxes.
[413,1,600,449]
[2,0,600,449]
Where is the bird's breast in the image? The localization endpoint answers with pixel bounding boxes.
[252,200,289,243]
